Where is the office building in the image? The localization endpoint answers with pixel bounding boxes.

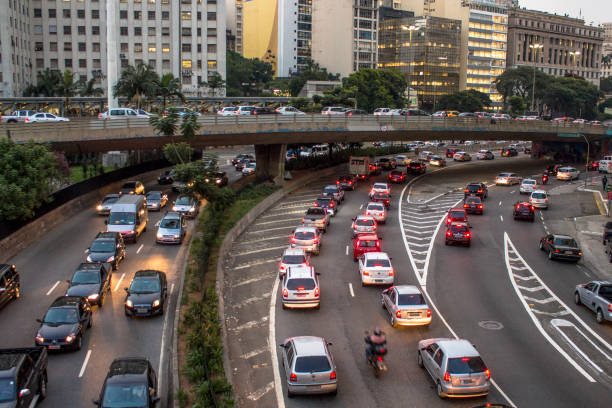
[602,22,612,79]
[296,0,312,73]
[506,8,604,87]
[225,0,242,54]
[0,0,34,97]
[379,15,462,109]
[311,0,379,78]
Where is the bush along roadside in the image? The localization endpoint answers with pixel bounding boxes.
[285,144,411,171]
[177,183,279,408]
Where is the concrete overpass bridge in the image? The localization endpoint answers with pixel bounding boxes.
[2,115,610,181]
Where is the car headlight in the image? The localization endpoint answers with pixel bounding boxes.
[65,334,75,343]
[106,256,115,262]
[126,299,133,308]
[174,234,180,239]
[216,179,222,184]
[35,334,44,343]
[86,255,92,262]
[205,178,210,183]
[88,293,99,300]
[96,205,103,211]
[189,207,195,212]
[157,233,163,239]
[172,206,178,211]
[152,299,160,307]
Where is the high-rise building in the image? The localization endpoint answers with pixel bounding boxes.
[0,0,34,97]
[225,0,243,54]
[379,15,462,109]
[296,0,312,73]
[311,0,379,78]
[602,22,612,79]
[506,8,604,87]
[1,0,226,99]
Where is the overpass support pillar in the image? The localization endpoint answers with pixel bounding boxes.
[254,144,286,184]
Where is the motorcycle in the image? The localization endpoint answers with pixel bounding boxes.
[542,174,549,184]
[365,331,388,377]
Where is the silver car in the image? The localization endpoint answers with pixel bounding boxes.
[495,172,520,185]
[291,226,321,255]
[322,185,344,204]
[281,266,320,309]
[417,338,490,398]
[519,178,537,194]
[365,202,386,224]
[280,336,337,397]
[146,191,168,211]
[172,194,199,218]
[358,252,394,286]
[529,189,550,209]
[351,215,377,236]
[382,285,431,327]
[557,166,579,180]
[278,248,310,278]
[96,194,120,215]
[156,212,186,244]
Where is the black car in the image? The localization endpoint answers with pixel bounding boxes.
[464,182,488,199]
[603,221,612,245]
[119,181,144,195]
[0,264,20,309]
[205,171,229,187]
[539,234,582,262]
[253,107,278,115]
[87,232,126,270]
[344,109,368,116]
[445,222,471,246]
[371,192,391,208]
[65,263,112,307]
[314,196,337,216]
[513,201,535,222]
[408,160,426,174]
[378,157,397,170]
[463,196,484,215]
[94,357,160,408]
[157,170,174,185]
[232,154,254,166]
[124,270,168,317]
[35,296,92,351]
[336,175,356,191]
[501,147,518,157]
[234,158,253,172]
[401,109,429,116]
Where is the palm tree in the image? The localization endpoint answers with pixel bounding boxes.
[34,68,62,96]
[79,78,104,96]
[199,72,226,96]
[113,63,159,109]
[156,73,184,110]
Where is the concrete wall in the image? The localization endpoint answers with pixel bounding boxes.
[312,0,353,77]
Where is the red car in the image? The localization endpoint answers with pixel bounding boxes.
[353,233,381,261]
[446,148,459,158]
[585,161,599,171]
[371,192,391,208]
[446,207,469,225]
[388,170,406,184]
[445,222,471,246]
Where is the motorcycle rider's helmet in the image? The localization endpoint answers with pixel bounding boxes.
[373,327,382,336]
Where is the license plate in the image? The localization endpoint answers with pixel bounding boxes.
[565,251,573,255]
[409,312,420,317]
[454,234,463,238]
[48,345,60,350]
[296,293,306,297]
[307,385,321,390]
[463,379,475,385]
[321,384,336,390]
[375,279,383,283]
[137,308,148,313]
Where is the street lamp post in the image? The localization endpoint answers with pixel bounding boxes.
[529,43,543,113]
[580,133,589,188]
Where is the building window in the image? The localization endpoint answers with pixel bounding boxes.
[182,60,192,68]
[79,59,87,68]
[148,44,156,52]
[162,27,170,36]
[78,42,86,51]
[149,59,156,68]
[49,42,58,51]
[121,59,129,68]
[93,43,101,52]
[148,27,156,36]
[50,59,58,69]
[162,11,169,20]
[92,26,100,35]
[182,11,191,20]
[182,43,192,52]
[135,27,142,36]
[78,26,86,35]
[77,9,85,18]
[120,10,127,19]
[134,11,141,19]
[92,10,100,19]
[197,28,202,36]
[64,42,72,51]
[163,59,170,69]
[197,11,202,20]
[162,44,170,52]
[35,42,43,51]
[63,9,71,18]
[34,8,42,17]
[135,43,143,52]
[48,9,56,18]
[65,59,72,68]
[148,11,155,20]
[182,27,192,36]
[207,44,216,53]
[34,25,42,34]
[207,60,217,70]
[36,58,44,68]
[49,25,57,34]
[207,28,216,37]
[197,44,202,52]
[120,27,128,36]
[207,12,216,21]
[64,26,71,35]
[93,59,101,69]
[121,43,129,52]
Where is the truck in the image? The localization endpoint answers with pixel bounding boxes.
[0,347,48,406]
[598,155,612,174]
[301,207,330,233]
[574,281,612,323]
[0,110,37,124]
[349,156,371,180]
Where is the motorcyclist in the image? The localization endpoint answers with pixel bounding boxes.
[365,328,387,362]
[542,172,549,184]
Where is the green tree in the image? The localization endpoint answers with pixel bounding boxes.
[226,51,274,96]
[113,63,159,109]
[156,73,184,110]
[0,139,59,221]
[435,90,491,112]
[162,142,194,165]
[507,95,526,116]
[320,86,357,108]
[343,68,407,112]
[288,59,340,97]
[180,111,201,140]
[22,68,62,97]
[494,66,550,108]
[199,71,226,96]
[78,78,104,96]
[601,76,612,93]
[150,107,179,138]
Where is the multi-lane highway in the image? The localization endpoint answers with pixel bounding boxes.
[222,153,612,407]
[0,150,243,407]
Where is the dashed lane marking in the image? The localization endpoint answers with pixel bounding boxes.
[345,245,349,256]
[259,210,306,219]
[234,275,274,287]
[245,225,295,234]
[241,346,269,360]
[233,293,272,308]
[113,273,125,292]
[46,281,60,296]
[359,204,363,210]
[155,220,161,227]
[253,218,301,226]
[500,215,504,222]
[233,258,279,270]
[136,244,144,254]
[78,350,92,378]
[234,235,288,244]
[232,316,269,332]
[499,201,502,206]
[349,283,355,297]
[232,245,287,257]
[84,248,88,254]
[247,382,275,402]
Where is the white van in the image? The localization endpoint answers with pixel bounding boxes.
[599,156,612,174]
[312,145,329,157]
[106,195,148,243]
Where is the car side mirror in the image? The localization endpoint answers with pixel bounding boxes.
[152,396,160,403]
[316,272,321,276]
[36,318,42,323]
[279,344,285,349]
[327,342,333,346]
[104,220,108,225]
[93,400,100,406]
[19,389,31,398]
[124,288,129,293]
[66,280,71,284]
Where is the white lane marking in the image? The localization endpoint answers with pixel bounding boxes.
[232,245,287,257]
[233,293,272,308]
[233,258,278,270]
[553,319,612,362]
[84,248,89,253]
[113,273,125,292]
[269,270,284,408]
[500,215,504,222]
[513,274,538,281]
[232,316,269,331]
[516,285,545,292]
[402,224,437,230]
[510,265,529,270]
[234,234,289,244]
[245,225,295,234]
[78,350,92,378]
[579,230,603,237]
[46,281,60,296]
[400,218,442,225]
[504,233,596,382]
[551,320,604,372]
[136,244,144,254]
[345,245,349,256]
[411,250,429,255]
[523,296,556,304]
[170,283,175,294]
[531,309,570,317]
[234,275,274,287]
[359,204,363,210]
[247,382,275,401]
[259,210,305,219]
[499,201,502,206]
[241,346,268,360]
[253,218,301,226]
[510,190,516,194]
[348,283,355,297]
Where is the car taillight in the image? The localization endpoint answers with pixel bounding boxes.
[98,113,103,118]
[280,264,285,271]
[377,355,383,362]
[609,304,612,312]
[396,310,401,318]
[578,252,582,256]
[336,181,340,184]
[363,270,369,275]
[464,204,469,208]
[376,241,380,247]
[388,269,394,276]
[329,202,334,207]
[330,370,336,379]
[314,287,320,297]
[478,205,483,209]
[516,205,520,210]
[446,231,452,236]
[446,218,451,223]
[291,237,296,243]
[444,372,451,382]
[366,211,370,215]
[290,372,297,382]
[349,181,353,185]
[373,225,377,230]
[485,369,491,379]
[313,237,319,243]
[531,206,535,211]
[356,241,360,247]
[426,309,432,317]
[555,249,559,253]
[297,287,305,291]
[301,218,305,223]
[477,190,482,193]
[464,189,469,193]
[313,203,318,206]
[283,289,288,298]
[465,232,471,238]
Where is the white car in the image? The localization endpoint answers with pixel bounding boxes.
[276,106,305,115]
[453,151,471,161]
[278,248,310,278]
[281,266,320,309]
[27,113,70,123]
[369,182,390,198]
[98,108,149,120]
[364,202,386,224]
[599,155,612,173]
[557,167,579,180]
[429,156,446,167]
[373,108,392,116]
[242,162,256,175]
[321,107,346,115]
[217,107,238,116]
[475,150,494,160]
[529,190,550,209]
[395,155,410,166]
[358,252,394,286]
[351,215,377,236]
[519,179,537,194]
[495,172,520,185]
[236,106,257,115]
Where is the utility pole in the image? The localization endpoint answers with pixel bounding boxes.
[529,43,543,113]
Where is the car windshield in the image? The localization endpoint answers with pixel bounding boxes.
[121,182,136,189]
[147,192,162,200]
[447,356,487,374]
[531,193,547,199]
[286,278,316,290]
[373,184,387,189]
[554,238,577,247]
[599,285,612,296]
[323,187,337,194]
[306,209,324,215]
[160,218,180,229]
[90,239,116,252]
[397,293,426,306]
[365,259,390,267]
[431,156,441,160]
[294,356,331,373]
[294,231,315,240]
[498,173,510,177]
[523,180,536,185]
[0,378,15,403]
[359,240,378,247]
[44,307,79,324]
[176,196,192,205]
[103,196,119,204]
[466,198,480,204]
[374,193,388,198]
[72,270,100,285]
[449,211,465,219]
[368,205,384,211]
[450,225,468,233]
[316,199,331,206]
[282,255,306,264]
[102,383,148,407]
[109,212,135,225]
[356,219,374,226]
[130,278,161,294]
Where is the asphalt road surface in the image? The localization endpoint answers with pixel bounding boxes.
[0,151,241,407]
[223,154,612,407]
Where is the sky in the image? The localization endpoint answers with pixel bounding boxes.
[520,0,612,26]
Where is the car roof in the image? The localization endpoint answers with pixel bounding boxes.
[532,189,547,194]
[394,285,421,295]
[295,226,317,233]
[282,248,306,256]
[104,194,121,199]
[449,221,468,227]
[373,183,388,187]
[106,358,149,384]
[363,252,389,260]
[291,336,328,357]
[355,215,375,221]
[356,233,379,240]
[367,202,384,207]
[134,270,162,279]
[0,353,23,372]
[552,234,574,239]
[163,212,182,220]
[95,231,120,240]
[51,295,83,307]
[438,339,480,358]
[449,207,466,212]
[324,185,339,189]
[316,196,332,201]
[287,266,314,279]
[77,263,103,271]
[522,179,536,182]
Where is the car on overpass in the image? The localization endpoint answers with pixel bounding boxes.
[218,106,238,116]
[475,150,494,160]
[453,151,471,161]
[276,106,305,115]
[321,106,346,115]
[27,112,70,123]
[98,108,149,120]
